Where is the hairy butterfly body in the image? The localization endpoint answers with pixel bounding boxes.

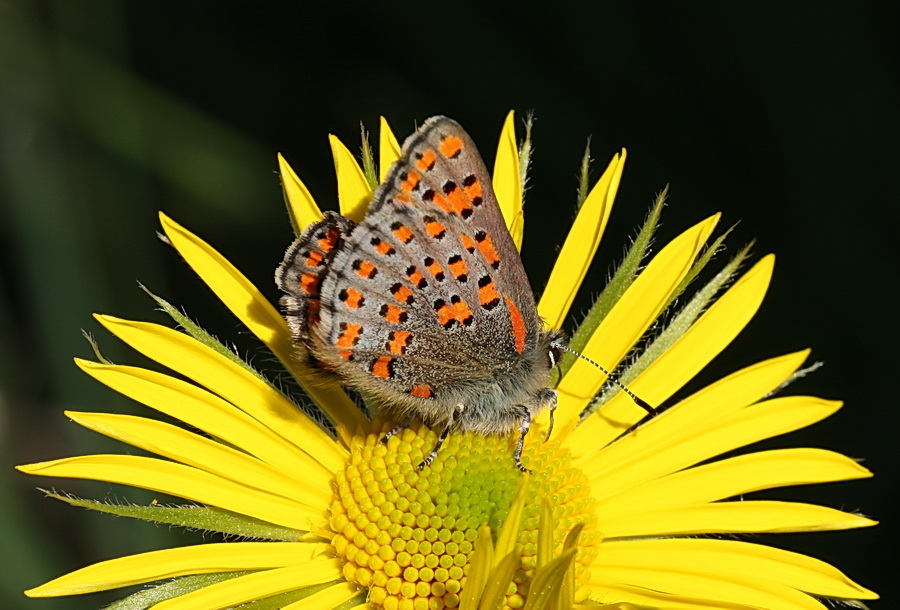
[276,116,562,470]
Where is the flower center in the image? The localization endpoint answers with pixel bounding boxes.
[328,420,599,609]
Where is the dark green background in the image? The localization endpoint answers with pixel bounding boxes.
[2,2,895,608]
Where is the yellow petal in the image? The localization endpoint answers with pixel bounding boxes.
[567,254,773,449]
[596,448,871,515]
[460,525,494,608]
[282,581,363,609]
[587,396,842,501]
[94,316,348,472]
[572,600,712,610]
[66,411,326,505]
[25,541,324,596]
[594,579,808,610]
[76,360,334,489]
[590,539,877,603]
[537,150,624,330]
[159,213,366,437]
[478,550,522,610]
[278,153,324,231]
[524,548,577,610]
[596,501,876,538]
[18,455,324,531]
[379,116,401,181]
[329,134,372,222]
[551,214,720,430]
[154,560,344,610]
[571,350,810,476]
[495,475,529,559]
[536,501,554,570]
[492,110,524,250]
[161,212,287,353]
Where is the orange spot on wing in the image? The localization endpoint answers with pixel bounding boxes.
[354,260,377,279]
[440,135,463,159]
[430,192,455,215]
[424,257,445,280]
[340,288,365,309]
[478,277,500,309]
[305,299,321,326]
[446,184,473,218]
[435,301,456,327]
[401,171,421,194]
[371,355,394,379]
[505,294,526,354]
[407,267,427,288]
[305,250,324,267]
[381,304,407,323]
[410,384,434,398]
[425,219,446,240]
[336,323,362,360]
[318,228,340,252]
[336,323,362,348]
[391,284,415,305]
[386,330,412,355]
[392,223,414,243]
[448,256,468,280]
[416,150,437,171]
[372,238,396,256]
[476,231,501,268]
[463,176,483,204]
[450,296,473,326]
[460,234,475,253]
[300,272,319,295]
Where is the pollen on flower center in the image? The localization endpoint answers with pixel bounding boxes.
[328,420,599,609]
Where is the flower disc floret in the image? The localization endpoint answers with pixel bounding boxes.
[329,421,599,609]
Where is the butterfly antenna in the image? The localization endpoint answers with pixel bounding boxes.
[553,343,655,415]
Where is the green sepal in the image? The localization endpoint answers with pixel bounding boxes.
[559,190,666,379]
[81,329,113,364]
[776,360,825,394]
[576,138,592,210]
[360,122,378,191]
[104,572,254,610]
[584,243,754,417]
[217,580,346,609]
[139,283,265,378]
[518,113,535,197]
[664,223,736,312]
[333,591,371,610]
[43,491,305,541]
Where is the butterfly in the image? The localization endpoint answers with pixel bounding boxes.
[276,116,565,471]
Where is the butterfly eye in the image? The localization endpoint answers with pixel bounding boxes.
[548,344,563,369]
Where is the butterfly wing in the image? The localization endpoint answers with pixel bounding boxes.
[276,212,357,343]
[305,117,545,420]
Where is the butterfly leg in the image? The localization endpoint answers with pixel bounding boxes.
[513,406,534,474]
[381,412,416,445]
[542,389,558,442]
[417,404,464,471]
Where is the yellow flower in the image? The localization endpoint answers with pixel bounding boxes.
[19,113,877,610]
